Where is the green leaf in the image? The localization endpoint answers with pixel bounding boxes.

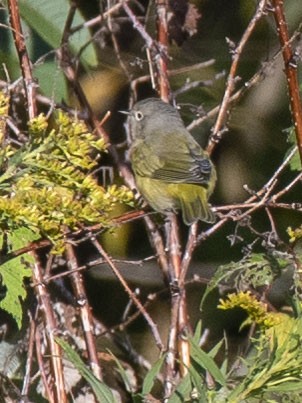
[19,0,97,67]
[186,363,207,401]
[289,147,301,171]
[284,127,301,171]
[192,320,202,344]
[0,227,39,329]
[168,373,193,403]
[189,338,226,386]
[142,355,165,395]
[108,350,133,394]
[34,61,67,102]
[267,381,302,392]
[55,338,115,403]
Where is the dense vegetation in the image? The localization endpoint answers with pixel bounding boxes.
[1,0,302,401]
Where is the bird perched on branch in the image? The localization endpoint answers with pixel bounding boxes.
[127,98,216,225]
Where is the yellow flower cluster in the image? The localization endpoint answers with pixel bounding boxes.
[218,291,281,329]
[0,101,134,253]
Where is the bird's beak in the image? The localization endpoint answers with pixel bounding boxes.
[118,110,130,116]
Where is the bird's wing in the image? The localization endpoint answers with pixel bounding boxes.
[131,137,212,185]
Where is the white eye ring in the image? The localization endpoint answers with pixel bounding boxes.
[134,111,144,121]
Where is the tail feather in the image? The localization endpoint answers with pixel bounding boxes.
[179,186,215,225]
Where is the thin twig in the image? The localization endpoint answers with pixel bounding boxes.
[181,222,198,280]
[187,22,302,132]
[122,1,169,99]
[206,0,268,155]
[57,2,137,194]
[164,286,180,399]
[107,0,132,80]
[20,309,37,401]
[70,1,126,34]
[272,171,302,201]
[90,236,164,351]
[65,242,103,381]
[144,215,170,284]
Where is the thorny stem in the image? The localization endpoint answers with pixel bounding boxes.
[7,0,37,120]
[207,0,268,155]
[65,242,103,381]
[272,0,302,164]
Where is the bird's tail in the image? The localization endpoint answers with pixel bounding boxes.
[178,185,215,225]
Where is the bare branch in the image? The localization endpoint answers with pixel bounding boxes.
[65,241,103,381]
[90,236,164,351]
[32,253,67,402]
[7,0,37,119]
[272,0,302,164]
[207,0,268,155]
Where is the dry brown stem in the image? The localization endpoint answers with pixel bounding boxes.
[272,0,302,164]
[32,253,67,402]
[7,0,37,119]
[65,242,103,381]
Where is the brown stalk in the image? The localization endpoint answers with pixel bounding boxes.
[272,0,302,164]
[144,215,170,283]
[32,253,67,402]
[7,0,37,120]
[7,2,68,399]
[152,0,191,388]
[20,310,37,401]
[35,325,55,403]
[156,0,170,101]
[65,242,103,381]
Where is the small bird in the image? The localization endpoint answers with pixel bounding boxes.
[128,98,216,225]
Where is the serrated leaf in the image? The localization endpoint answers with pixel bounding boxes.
[8,227,40,250]
[55,338,114,402]
[0,227,39,328]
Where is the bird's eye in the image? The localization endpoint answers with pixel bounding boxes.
[134,111,144,121]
